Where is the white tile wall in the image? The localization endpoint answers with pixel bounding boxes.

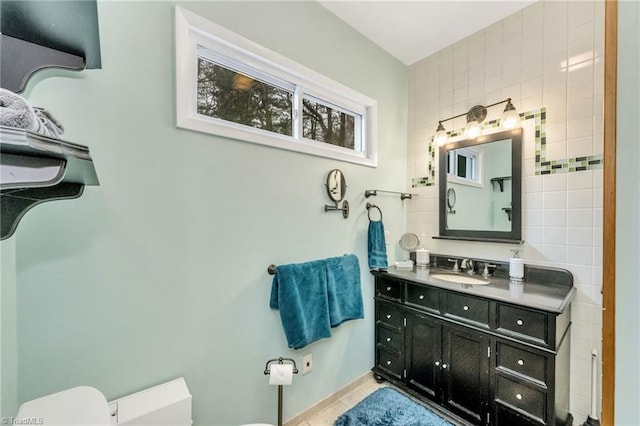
[405,1,604,422]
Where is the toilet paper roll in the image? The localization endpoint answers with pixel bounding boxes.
[269,364,293,386]
[509,258,524,279]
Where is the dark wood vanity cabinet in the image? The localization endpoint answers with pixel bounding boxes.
[406,312,490,424]
[373,274,572,426]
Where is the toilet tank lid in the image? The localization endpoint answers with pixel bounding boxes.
[17,386,109,426]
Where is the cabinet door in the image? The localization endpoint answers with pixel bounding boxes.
[442,324,490,425]
[405,312,442,401]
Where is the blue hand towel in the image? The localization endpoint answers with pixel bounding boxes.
[326,254,363,327]
[368,220,388,270]
[270,259,332,349]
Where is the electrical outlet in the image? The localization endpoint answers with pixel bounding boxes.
[302,353,313,375]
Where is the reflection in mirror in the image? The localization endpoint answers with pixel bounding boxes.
[438,128,522,243]
[446,188,456,214]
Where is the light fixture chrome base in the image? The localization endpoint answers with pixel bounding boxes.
[466,105,487,124]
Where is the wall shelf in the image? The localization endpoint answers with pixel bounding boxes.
[0,0,102,92]
[0,127,99,240]
[490,176,512,192]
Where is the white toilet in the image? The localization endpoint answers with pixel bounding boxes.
[16,386,110,425]
[16,381,274,426]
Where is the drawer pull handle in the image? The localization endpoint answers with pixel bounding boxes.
[386,337,392,342]
[517,359,524,366]
[435,361,440,366]
[516,319,524,326]
[387,360,392,365]
[386,314,392,319]
[442,363,448,369]
[463,305,469,311]
[419,295,425,300]
[386,286,392,291]
[516,393,523,400]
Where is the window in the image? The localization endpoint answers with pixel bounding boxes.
[175,6,377,167]
[196,58,294,136]
[447,148,482,186]
[302,96,357,149]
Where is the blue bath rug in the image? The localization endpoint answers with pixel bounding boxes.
[334,387,454,426]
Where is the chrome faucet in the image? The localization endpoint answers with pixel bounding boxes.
[460,258,474,274]
[481,263,497,278]
[447,258,460,272]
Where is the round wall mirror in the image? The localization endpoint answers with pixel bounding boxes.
[326,169,347,202]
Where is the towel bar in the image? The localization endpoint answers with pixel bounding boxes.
[268,255,351,275]
[364,189,415,200]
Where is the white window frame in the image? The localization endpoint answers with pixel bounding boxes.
[175,6,378,167]
[447,147,483,188]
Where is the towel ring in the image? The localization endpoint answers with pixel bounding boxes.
[366,203,383,221]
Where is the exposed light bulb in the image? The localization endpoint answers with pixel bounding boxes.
[434,122,448,145]
[501,99,521,129]
[465,120,482,138]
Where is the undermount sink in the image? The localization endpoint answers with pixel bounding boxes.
[431,273,490,285]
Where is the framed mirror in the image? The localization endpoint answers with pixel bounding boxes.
[437,128,522,243]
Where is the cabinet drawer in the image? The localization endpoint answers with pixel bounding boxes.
[376,278,402,301]
[376,348,403,379]
[497,304,548,345]
[377,325,402,354]
[495,376,546,422]
[406,284,439,313]
[444,292,489,327]
[497,342,547,386]
[494,404,543,426]
[376,302,403,331]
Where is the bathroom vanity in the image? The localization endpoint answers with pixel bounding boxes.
[371,256,575,426]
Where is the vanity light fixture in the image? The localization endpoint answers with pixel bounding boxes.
[434,121,448,146]
[433,98,521,145]
[464,105,486,138]
[501,98,521,129]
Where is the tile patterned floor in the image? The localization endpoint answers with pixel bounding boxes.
[290,378,387,426]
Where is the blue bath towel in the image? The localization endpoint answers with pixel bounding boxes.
[368,220,388,271]
[270,254,363,349]
[270,259,332,349]
[326,254,364,327]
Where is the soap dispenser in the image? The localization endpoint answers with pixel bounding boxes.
[509,249,524,282]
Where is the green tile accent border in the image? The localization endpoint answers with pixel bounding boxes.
[411,107,604,188]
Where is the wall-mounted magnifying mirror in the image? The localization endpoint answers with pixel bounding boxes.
[437,128,522,243]
[324,169,349,219]
[326,169,346,202]
[399,232,420,252]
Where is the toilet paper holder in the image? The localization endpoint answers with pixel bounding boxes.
[263,357,299,375]
[263,357,298,426]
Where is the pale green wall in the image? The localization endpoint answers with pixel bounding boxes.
[616,0,640,423]
[0,238,17,417]
[9,1,407,424]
